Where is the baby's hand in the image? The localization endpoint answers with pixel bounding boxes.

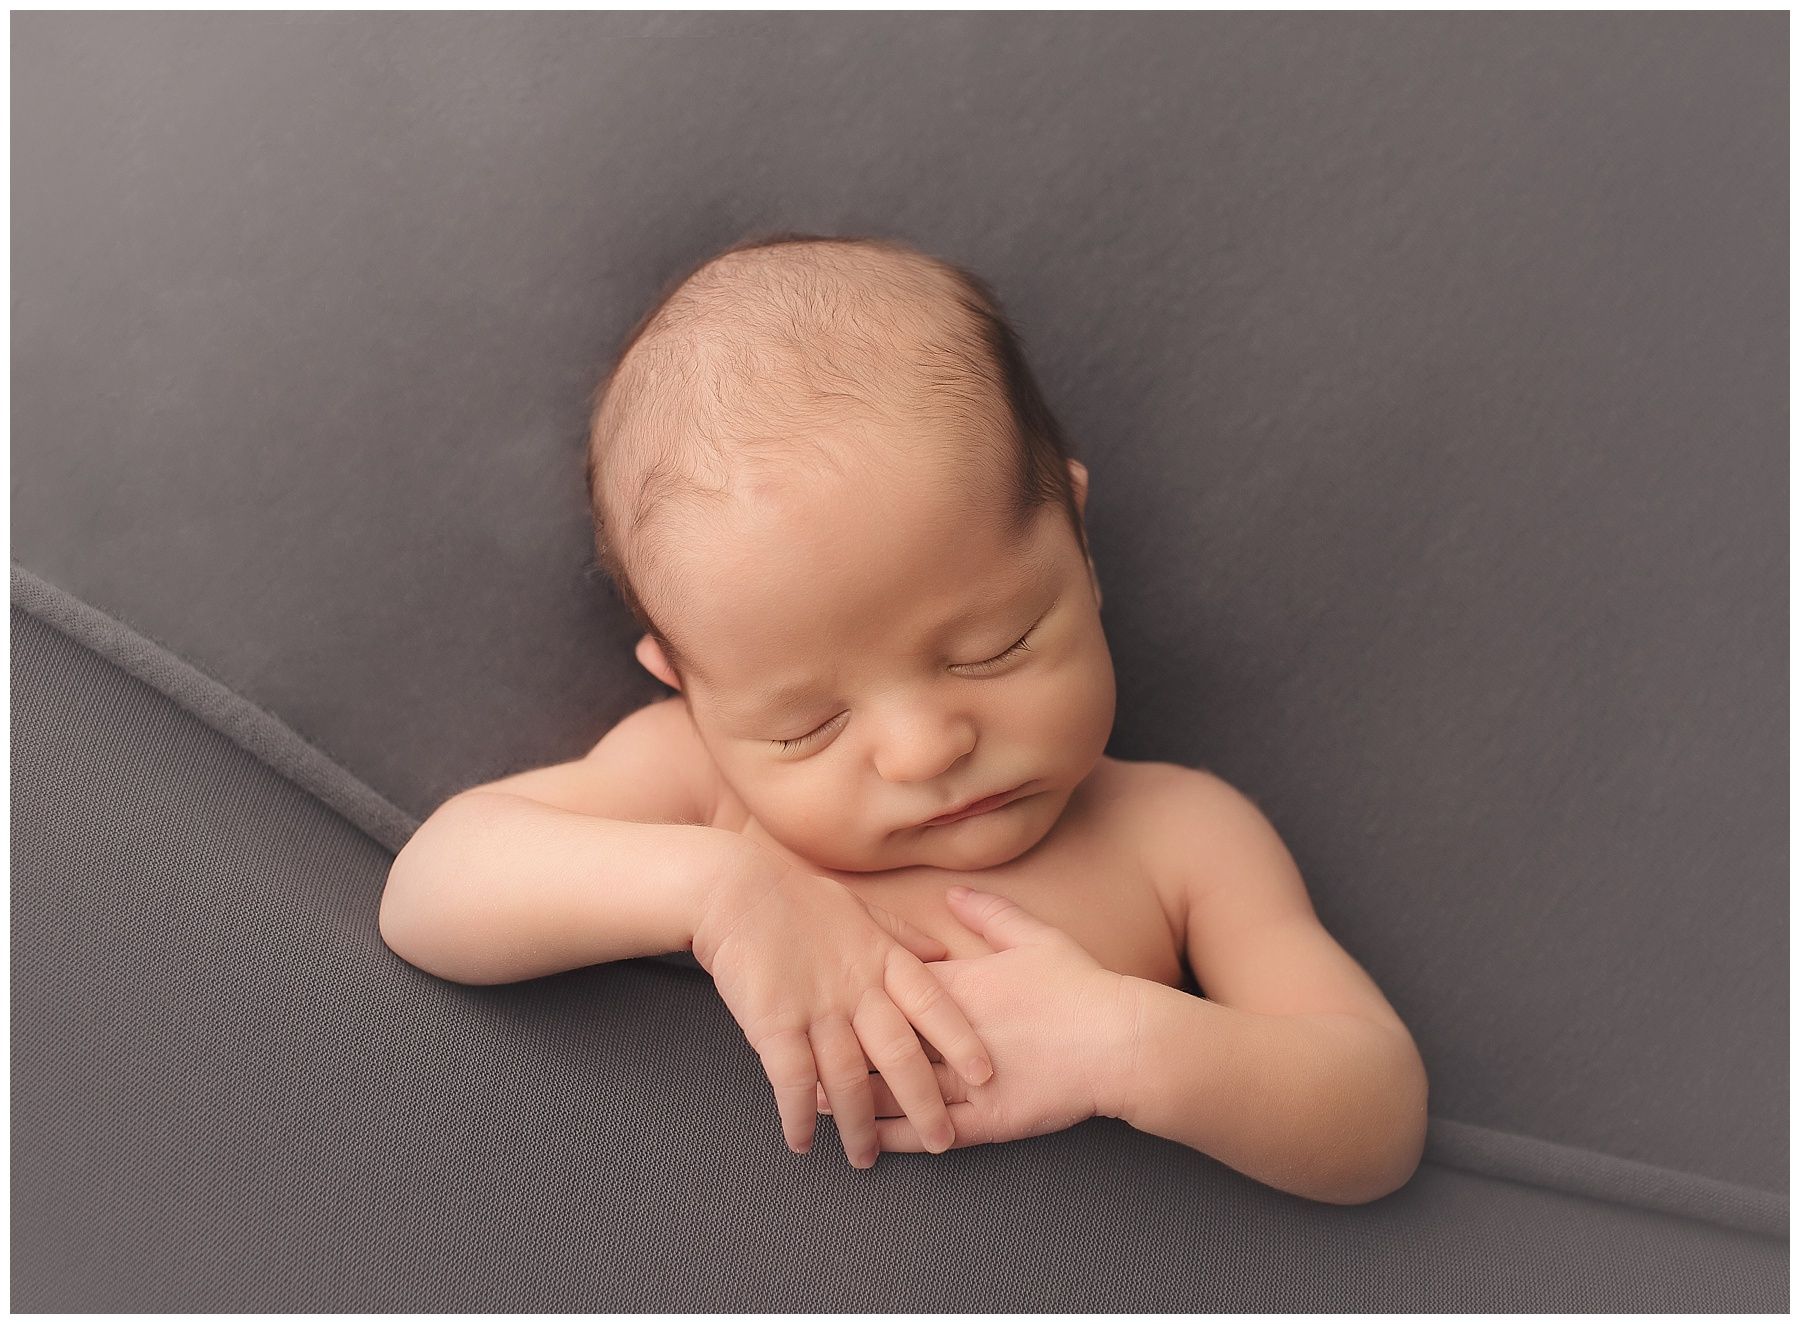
[819,887,1139,1154]
[690,862,996,1168]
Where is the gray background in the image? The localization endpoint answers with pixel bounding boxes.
[12,8,1786,1203]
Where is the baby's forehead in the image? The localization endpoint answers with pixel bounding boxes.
[666,493,1054,649]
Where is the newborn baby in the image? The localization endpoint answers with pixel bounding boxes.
[381,233,1428,1203]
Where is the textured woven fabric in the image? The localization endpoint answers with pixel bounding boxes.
[12,12,1788,1199]
[12,560,1788,1243]
[12,604,1787,1310]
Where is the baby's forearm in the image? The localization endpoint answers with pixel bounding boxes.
[379,790,763,985]
[1113,979,1429,1205]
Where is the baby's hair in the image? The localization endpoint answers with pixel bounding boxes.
[583,230,1089,684]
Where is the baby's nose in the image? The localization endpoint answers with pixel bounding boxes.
[870,713,976,784]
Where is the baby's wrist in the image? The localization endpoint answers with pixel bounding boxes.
[1090,972,1146,1122]
[687,835,792,969]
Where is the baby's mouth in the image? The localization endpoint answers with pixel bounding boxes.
[920,782,1034,828]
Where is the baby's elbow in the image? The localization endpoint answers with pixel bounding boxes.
[377,876,436,975]
[1358,1130,1428,1205]
[378,857,477,984]
[1321,1039,1430,1206]
[1361,1048,1430,1203]
[1316,1138,1426,1207]
[377,904,497,986]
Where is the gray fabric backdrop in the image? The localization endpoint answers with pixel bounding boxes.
[11,4,1786,1260]
[11,595,1786,1309]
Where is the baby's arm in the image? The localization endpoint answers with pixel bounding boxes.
[381,794,760,984]
[1113,767,1429,1205]
[377,699,994,1164]
[379,699,765,983]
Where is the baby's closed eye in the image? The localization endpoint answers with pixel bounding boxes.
[767,621,1044,753]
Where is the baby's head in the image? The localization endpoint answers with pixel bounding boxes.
[585,233,1113,873]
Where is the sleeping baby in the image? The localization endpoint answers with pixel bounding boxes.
[379,232,1429,1203]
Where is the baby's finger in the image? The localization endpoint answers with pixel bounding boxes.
[818,1060,964,1118]
[863,904,948,964]
[754,1025,822,1155]
[809,1015,880,1169]
[883,952,994,1088]
[852,994,956,1154]
[873,1102,985,1153]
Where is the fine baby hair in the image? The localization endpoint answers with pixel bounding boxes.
[581,230,1095,686]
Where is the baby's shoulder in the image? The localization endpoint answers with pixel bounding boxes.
[1095,756,1238,934]
[1103,752,1241,810]
[1089,753,1224,824]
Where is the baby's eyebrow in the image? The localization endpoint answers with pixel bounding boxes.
[735,678,828,722]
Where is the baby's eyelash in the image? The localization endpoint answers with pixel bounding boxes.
[962,633,1034,672]
[767,630,1038,753]
[772,716,842,753]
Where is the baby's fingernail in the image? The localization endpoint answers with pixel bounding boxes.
[969,1057,993,1085]
[927,1126,954,1154]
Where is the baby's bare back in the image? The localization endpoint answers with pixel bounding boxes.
[710,755,1191,990]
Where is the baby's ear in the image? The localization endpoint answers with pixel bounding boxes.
[635,634,683,692]
[1067,458,1090,515]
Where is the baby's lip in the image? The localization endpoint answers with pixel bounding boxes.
[921,781,1033,827]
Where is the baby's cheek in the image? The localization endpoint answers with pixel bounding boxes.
[1041,656,1115,768]
[781,771,870,848]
